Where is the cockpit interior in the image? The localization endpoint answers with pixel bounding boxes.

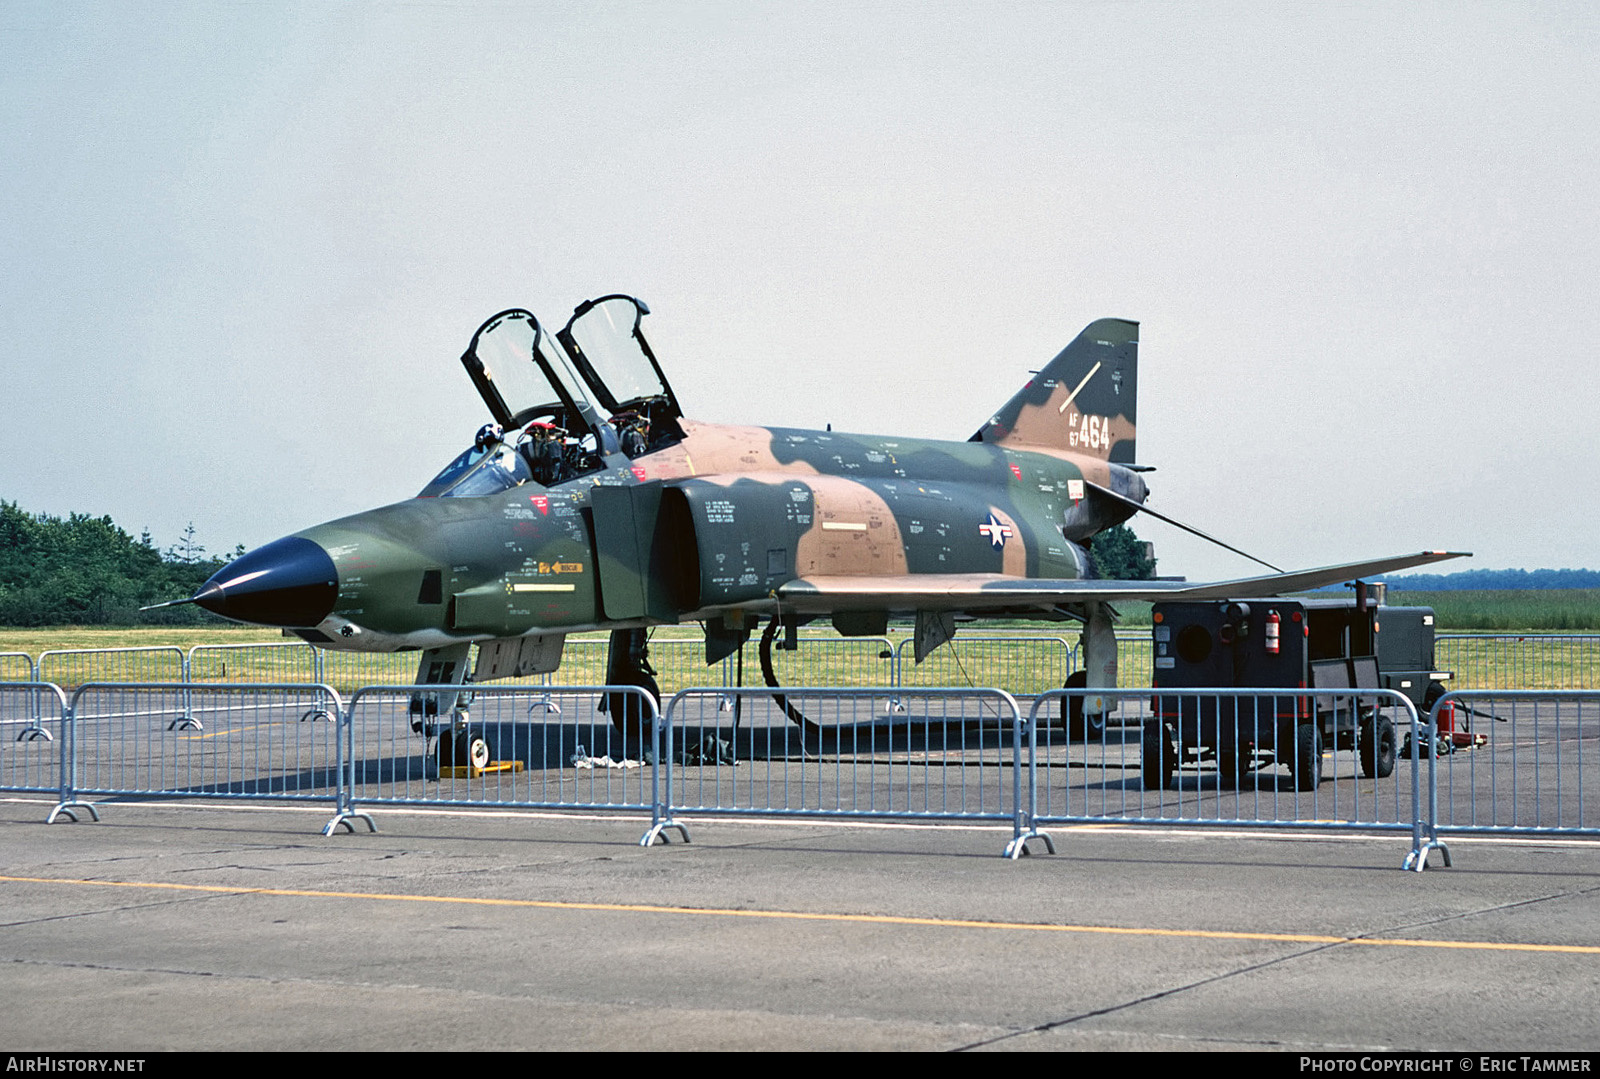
[418,295,684,499]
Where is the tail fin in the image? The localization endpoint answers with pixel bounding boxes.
[972,318,1138,463]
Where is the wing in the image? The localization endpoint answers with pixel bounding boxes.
[773,550,1469,614]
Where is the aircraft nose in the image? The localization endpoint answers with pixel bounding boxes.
[192,536,339,627]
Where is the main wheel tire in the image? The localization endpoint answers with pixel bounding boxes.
[1219,746,1253,789]
[1062,671,1105,742]
[1360,714,1396,779]
[1293,722,1322,791]
[1141,720,1175,790]
[604,673,660,737]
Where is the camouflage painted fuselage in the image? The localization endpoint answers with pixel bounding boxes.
[294,418,1146,652]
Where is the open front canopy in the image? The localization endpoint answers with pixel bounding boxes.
[459,309,601,434]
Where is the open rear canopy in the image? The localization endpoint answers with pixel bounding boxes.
[558,295,681,420]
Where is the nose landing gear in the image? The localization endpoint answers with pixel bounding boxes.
[437,719,491,771]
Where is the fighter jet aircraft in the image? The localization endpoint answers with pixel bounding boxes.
[163,295,1464,752]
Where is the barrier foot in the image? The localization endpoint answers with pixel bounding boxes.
[1403,839,1452,872]
[45,800,99,824]
[1004,829,1055,859]
[323,811,378,835]
[16,726,52,742]
[640,820,691,846]
[167,715,203,732]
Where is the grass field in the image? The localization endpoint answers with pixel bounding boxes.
[1387,589,1600,631]
[0,625,281,658]
[3,590,1597,692]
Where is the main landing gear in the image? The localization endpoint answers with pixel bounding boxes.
[597,618,832,738]
[601,628,660,736]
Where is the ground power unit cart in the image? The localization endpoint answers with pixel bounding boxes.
[1144,591,1444,790]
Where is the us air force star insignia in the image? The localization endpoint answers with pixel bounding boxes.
[979,513,1013,548]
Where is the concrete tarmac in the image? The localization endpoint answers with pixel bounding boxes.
[1,796,1597,1052]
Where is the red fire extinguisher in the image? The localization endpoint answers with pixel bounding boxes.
[1265,608,1281,654]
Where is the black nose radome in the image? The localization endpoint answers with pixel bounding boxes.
[193,536,338,627]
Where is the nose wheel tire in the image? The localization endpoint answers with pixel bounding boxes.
[438,728,490,770]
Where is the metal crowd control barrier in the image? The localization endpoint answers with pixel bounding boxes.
[1023,687,1429,867]
[481,633,901,713]
[341,684,661,828]
[10,654,1594,870]
[893,635,1075,698]
[763,635,898,690]
[650,638,746,690]
[0,653,36,682]
[1418,691,1600,861]
[55,682,346,829]
[315,651,418,694]
[652,687,1030,855]
[0,683,68,799]
[1436,635,1600,690]
[1116,633,1153,688]
[188,641,320,685]
[37,646,185,690]
[549,637,609,683]
[9,630,1600,696]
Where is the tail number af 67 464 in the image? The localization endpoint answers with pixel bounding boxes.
[1068,413,1112,451]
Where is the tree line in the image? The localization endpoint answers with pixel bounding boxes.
[0,501,236,627]
[1382,568,1600,591]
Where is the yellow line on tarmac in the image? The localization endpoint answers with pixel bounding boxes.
[177,719,313,740]
[179,729,242,740]
[1,874,1596,956]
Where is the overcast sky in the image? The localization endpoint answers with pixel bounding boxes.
[3,1,1596,582]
